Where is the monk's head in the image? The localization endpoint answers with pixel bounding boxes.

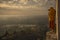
[48,7,54,11]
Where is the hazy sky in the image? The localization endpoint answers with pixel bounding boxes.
[0,0,56,15]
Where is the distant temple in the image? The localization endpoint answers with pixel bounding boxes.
[48,7,56,31]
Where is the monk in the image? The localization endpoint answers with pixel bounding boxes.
[48,7,56,31]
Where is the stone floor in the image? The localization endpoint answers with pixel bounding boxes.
[46,31,57,40]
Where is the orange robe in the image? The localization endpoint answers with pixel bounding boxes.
[48,8,56,30]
